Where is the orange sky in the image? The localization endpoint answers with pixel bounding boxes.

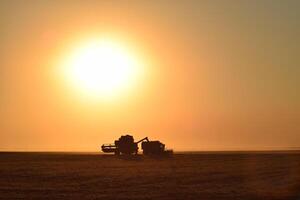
[0,1,299,151]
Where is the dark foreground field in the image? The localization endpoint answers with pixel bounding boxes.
[0,152,300,200]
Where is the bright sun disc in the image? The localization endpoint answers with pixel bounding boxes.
[62,39,140,99]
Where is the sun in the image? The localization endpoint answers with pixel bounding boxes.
[62,38,140,99]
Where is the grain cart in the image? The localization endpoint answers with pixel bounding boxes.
[141,140,173,155]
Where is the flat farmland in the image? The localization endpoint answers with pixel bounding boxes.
[0,152,300,200]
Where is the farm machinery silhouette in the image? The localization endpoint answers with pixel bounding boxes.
[101,135,173,156]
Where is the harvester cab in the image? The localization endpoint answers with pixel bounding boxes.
[114,135,138,155]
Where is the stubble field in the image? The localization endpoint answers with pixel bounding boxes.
[0,152,300,200]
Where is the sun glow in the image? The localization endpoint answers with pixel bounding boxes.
[62,38,141,99]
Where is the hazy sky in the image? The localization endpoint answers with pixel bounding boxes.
[0,0,299,151]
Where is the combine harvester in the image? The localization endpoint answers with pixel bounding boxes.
[101,135,173,156]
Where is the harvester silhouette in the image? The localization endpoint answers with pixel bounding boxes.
[101,135,172,155]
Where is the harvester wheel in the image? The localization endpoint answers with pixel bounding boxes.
[114,150,120,156]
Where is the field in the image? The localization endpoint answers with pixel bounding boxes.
[0,152,300,200]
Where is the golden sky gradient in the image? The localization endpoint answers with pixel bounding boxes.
[0,0,299,151]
